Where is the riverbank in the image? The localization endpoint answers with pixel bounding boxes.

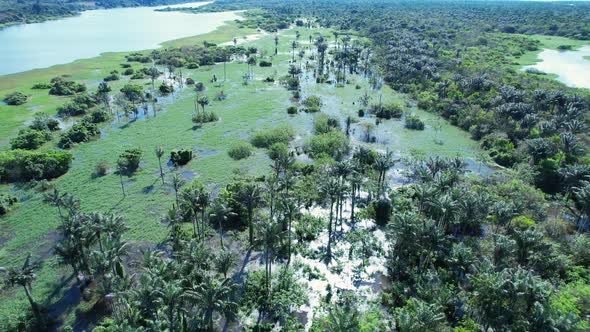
[513,34,590,67]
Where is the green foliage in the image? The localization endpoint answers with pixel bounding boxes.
[228,141,253,160]
[371,199,392,226]
[314,113,340,135]
[117,147,143,174]
[287,106,298,114]
[58,120,100,149]
[305,130,350,160]
[3,92,28,105]
[30,113,60,132]
[250,126,294,148]
[192,111,219,124]
[0,194,17,215]
[302,95,322,113]
[294,214,324,242]
[10,128,52,150]
[0,149,72,182]
[158,82,174,95]
[170,149,193,166]
[56,93,97,117]
[404,115,425,130]
[375,103,403,119]
[48,77,86,96]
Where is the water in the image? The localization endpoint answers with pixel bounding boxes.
[523,46,590,89]
[0,2,238,75]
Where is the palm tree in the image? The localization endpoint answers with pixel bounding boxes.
[237,182,262,246]
[197,95,210,113]
[209,200,235,249]
[197,188,211,243]
[374,150,395,196]
[320,176,340,263]
[160,280,184,331]
[44,188,64,218]
[117,163,126,197]
[323,302,361,331]
[291,40,298,62]
[187,277,238,331]
[170,173,185,207]
[182,188,202,240]
[215,250,236,278]
[155,147,165,184]
[280,195,299,265]
[247,56,257,79]
[1,254,44,327]
[274,35,279,55]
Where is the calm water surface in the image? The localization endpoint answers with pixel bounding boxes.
[524,46,590,89]
[0,2,238,75]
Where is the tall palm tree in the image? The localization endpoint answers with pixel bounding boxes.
[197,95,210,113]
[374,151,395,196]
[215,250,236,278]
[209,200,236,249]
[320,176,340,263]
[291,40,298,62]
[274,35,279,55]
[237,182,262,246]
[155,147,165,184]
[1,254,44,327]
[182,188,202,240]
[170,173,185,207]
[44,188,64,218]
[187,277,238,331]
[197,188,211,243]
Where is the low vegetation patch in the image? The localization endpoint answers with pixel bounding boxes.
[250,126,294,148]
[0,150,73,182]
[3,92,28,105]
[170,149,193,166]
[404,115,425,130]
[228,141,253,160]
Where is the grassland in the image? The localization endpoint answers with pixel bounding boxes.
[513,34,590,66]
[0,19,482,329]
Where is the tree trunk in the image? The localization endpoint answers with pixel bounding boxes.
[158,157,164,184]
[23,285,43,327]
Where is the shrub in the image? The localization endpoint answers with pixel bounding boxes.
[259,60,272,67]
[159,82,174,95]
[314,113,340,135]
[49,77,86,96]
[117,147,142,174]
[287,106,298,115]
[286,77,300,90]
[95,160,109,177]
[264,77,275,83]
[302,95,321,113]
[305,131,350,160]
[170,149,193,166]
[195,82,205,91]
[192,112,219,125]
[482,135,517,167]
[85,108,111,124]
[376,103,404,119]
[3,92,28,105]
[30,113,60,132]
[228,141,253,160]
[31,82,52,89]
[103,73,119,82]
[56,94,97,117]
[295,214,324,241]
[130,72,145,79]
[372,199,392,226]
[187,62,200,69]
[404,115,425,130]
[57,121,100,149]
[10,128,52,150]
[186,77,195,85]
[0,150,73,182]
[0,194,17,215]
[251,126,294,148]
[358,109,365,117]
[267,142,289,161]
[123,68,134,76]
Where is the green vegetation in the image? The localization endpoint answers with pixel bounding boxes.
[1,1,590,330]
[3,91,27,105]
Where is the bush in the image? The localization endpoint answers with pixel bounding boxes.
[195,82,205,91]
[404,115,425,130]
[0,194,17,215]
[95,160,109,177]
[264,77,275,83]
[10,128,52,150]
[32,82,52,89]
[287,106,298,114]
[187,62,200,69]
[159,82,174,95]
[228,141,253,160]
[170,149,193,166]
[375,103,404,119]
[85,108,111,124]
[57,121,100,149]
[305,131,350,160]
[0,149,73,182]
[49,77,86,96]
[56,94,97,117]
[30,113,60,132]
[123,68,134,76]
[314,113,340,135]
[295,214,324,241]
[3,92,28,105]
[192,111,219,124]
[117,147,142,174]
[130,72,145,79]
[358,109,365,117]
[372,199,392,226]
[302,95,321,113]
[259,60,272,67]
[186,77,195,85]
[251,126,294,148]
[267,142,289,161]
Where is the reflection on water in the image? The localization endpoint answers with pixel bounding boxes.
[523,46,590,89]
[0,2,237,75]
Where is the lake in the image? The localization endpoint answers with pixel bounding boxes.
[523,45,590,89]
[0,2,238,75]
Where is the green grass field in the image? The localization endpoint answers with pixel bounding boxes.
[513,34,590,66]
[0,20,482,328]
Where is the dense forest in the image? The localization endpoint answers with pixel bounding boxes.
[0,0,190,25]
[1,0,590,331]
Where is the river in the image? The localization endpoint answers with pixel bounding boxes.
[0,2,238,75]
[523,45,590,89]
